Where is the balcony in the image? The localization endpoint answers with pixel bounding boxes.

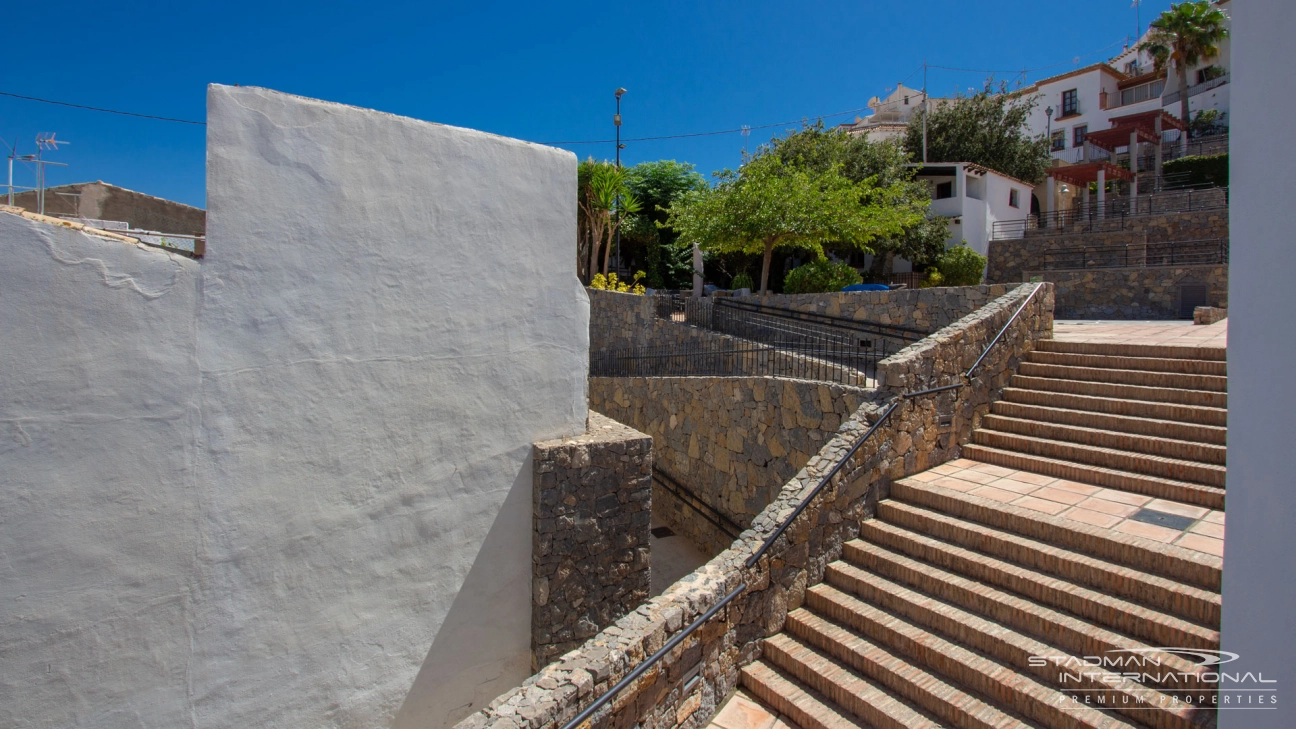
[1162,73,1230,107]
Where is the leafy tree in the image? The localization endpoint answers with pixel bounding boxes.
[667,153,920,294]
[577,160,641,281]
[766,123,948,277]
[902,82,1051,185]
[783,259,862,294]
[621,160,707,288]
[1139,1,1230,130]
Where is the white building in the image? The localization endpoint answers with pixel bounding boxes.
[909,162,1036,257]
[839,83,942,143]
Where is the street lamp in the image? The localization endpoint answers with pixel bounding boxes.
[613,88,626,274]
[1046,106,1054,148]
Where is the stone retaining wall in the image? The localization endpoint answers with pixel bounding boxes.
[986,209,1229,284]
[589,378,868,555]
[458,283,1053,729]
[532,413,654,671]
[1029,265,1227,319]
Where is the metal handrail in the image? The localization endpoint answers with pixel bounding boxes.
[557,284,1045,729]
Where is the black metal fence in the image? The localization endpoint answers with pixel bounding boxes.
[991,187,1229,239]
[1030,238,1229,272]
[594,295,929,385]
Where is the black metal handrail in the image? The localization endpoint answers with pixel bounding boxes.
[653,467,744,540]
[991,187,1229,240]
[559,284,1044,729]
[1029,238,1229,272]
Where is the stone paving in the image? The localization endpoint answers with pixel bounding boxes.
[912,458,1225,557]
[706,689,799,729]
[1054,318,1227,348]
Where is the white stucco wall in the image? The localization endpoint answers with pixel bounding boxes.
[1219,1,1294,727]
[0,85,587,729]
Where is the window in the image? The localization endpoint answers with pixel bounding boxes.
[1060,89,1079,117]
[1124,60,1140,76]
[1050,130,1066,151]
[1073,125,1088,147]
[1197,65,1226,84]
[1119,79,1166,106]
[1009,189,1021,209]
[935,181,954,199]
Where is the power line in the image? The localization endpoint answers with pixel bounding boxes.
[539,105,874,146]
[0,91,205,125]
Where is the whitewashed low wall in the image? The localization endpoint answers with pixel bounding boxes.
[0,85,587,729]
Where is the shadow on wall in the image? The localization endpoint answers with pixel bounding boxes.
[393,453,534,729]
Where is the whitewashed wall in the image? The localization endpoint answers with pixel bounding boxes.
[0,85,587,729]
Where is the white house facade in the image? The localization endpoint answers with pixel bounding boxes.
[909,162,1035,257]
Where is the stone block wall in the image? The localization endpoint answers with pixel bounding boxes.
[1030,265,1227,319]
[532,413,653,671]
[589,378,868,555]
[457,284,1054,729]
[751,286,1010,333]
[986,209,1230,284]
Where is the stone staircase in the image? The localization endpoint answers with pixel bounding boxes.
[739,340,1226,729]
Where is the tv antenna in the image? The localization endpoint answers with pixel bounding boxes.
[33,132,69,215]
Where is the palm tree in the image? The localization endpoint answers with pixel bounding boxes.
[577,161,642,281]
[1139,1,1229,153]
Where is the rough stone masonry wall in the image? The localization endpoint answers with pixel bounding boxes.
[588,378,868,556]
[751,285,1010,333]
[533,413,653,671]
[456,283,1053,729]
[986,208,1230,284]
[1033,264,1228,319]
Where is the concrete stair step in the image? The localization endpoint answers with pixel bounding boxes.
[1027,349,1227,376]
[969,435,1228,505]
[850,525,1218,649]
[741,661,872,729]
[812,572,1211,729]
[1018,362,1228,393]
[1001,388,1228,426]
[784,609,1035,729]
[990,401,1228,445]
[761,633,943,729]
[1035,339,1227,362]
[889,479,1222,591]
[876,499,1221,626]
[1010,375,1228,409]
[967,433,1226,491]
[981,415,1227,466]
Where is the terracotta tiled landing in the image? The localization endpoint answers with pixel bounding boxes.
[1054,319,1227,348]
[707,689,800,729]
[921,458,1225,556]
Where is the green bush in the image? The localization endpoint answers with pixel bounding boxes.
[934,244,987,286]
[731,271,754,291]
[782,259,862,294]
[1163,153,1228,188]
[919,270,944,288]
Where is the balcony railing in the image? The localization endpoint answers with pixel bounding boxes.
[991,187,1229,239]
[1028,238,1229,272]
[1162,73,1230,107]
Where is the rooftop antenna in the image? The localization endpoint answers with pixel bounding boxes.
[1132,0,1142,39]
[741,125,751,157]
[34,132,69,215]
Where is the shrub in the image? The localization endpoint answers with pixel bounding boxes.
[590,271,647,295]
[1163,153,1228,188]
[919,270,945,288]
[782,259,862,295]
[731,271,754,291]
[934,244,987,286]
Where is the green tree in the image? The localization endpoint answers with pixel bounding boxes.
[577,160,642,282]
[768,123,948,277]
[1139,1,1230,132]
[621,160,707,288]
[782,259,863,295]
[667,153,920,294]
[902,82,1051,185]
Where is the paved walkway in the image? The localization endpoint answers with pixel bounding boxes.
[707,689,799,729]
[913,458,1224,557]
[1054,319,1227,349]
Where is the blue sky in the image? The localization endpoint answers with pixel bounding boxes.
[0,0,1173,210]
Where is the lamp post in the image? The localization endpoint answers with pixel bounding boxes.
[1046,106,1054,144]
[613,88,626,275]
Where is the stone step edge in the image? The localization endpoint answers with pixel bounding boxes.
[847,527,1220,650]
[1035,339,1227,362]
[784,609,1036,729]
[1011,375,1229,408]
[990,400,1229,444]
[982,414,1228,466]
[962,442,1226,510]
[1026,350,1228,376]
[972,429,1227,487]
[876,499,1222,627]
[740,662,870,729]
[1002,387,1229,426]
[1019,362,1230,392]
[889,479,1222,591]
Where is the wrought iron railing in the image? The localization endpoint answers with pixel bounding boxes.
[1029,238,1229,272]
[991,187,1229,239]
[558,283,1046,729]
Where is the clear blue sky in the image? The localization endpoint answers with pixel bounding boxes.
[0,0,1173,210]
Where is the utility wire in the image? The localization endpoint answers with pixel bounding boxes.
[0,91,205,125]
[539,105,874,145]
